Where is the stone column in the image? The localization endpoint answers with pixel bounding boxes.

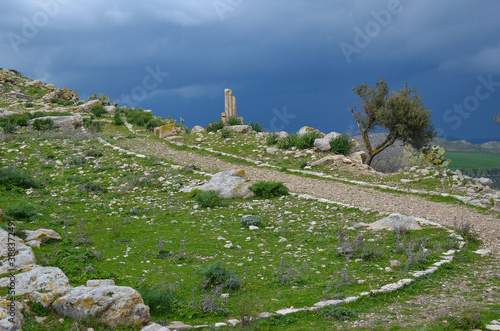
[231,95,237,118]
[224,89,232,118]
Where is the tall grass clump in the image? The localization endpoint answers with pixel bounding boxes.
[330,133,354,155]
[247,121,265,132]
[138,281,181,316]
[249,181,289,198]
[266,132,279,146]
[90,105,107,118]
[206,120,224,133]
[297,131,320,149]
[226,116,241,125]
[0,168,39,189]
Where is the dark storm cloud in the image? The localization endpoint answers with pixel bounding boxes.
[0,0,499,140]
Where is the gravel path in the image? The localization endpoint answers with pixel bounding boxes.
[116,138,500,254]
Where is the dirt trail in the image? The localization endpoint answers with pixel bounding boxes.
[116,138,500,254]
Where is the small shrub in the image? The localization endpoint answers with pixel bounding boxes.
[453,219,479,242]
[90,105,107,118]
[318,305,357,321]
[359,246,383,260]
[0,168,39,189]
[240,215,263,227]
[5,201,37,220]
[442,236,460,250]
[247,121,264,132]
[277,134,299,150]
[226,116,241,125]
[50,98,74,106]
[83,118,102,132]
[276,257,305,286]
[78,181,107,193]
[249,181,289,199]
[29,302,50,317]
[266,132,279,146]
[330,133,353,155]
[25,102,34,108]
[198,261,241,291]
[32,118,54,131]
[84,148,103,157]
[67,155,86,165]
[206,120,224,132]
[445,310,484,330]
[220,128,232,139]
[191,189,227,208]
[138,281,181,316]
[190,285,228,316]
[145,117,165,131]
[114,112,124,126]
[2,121,16,134]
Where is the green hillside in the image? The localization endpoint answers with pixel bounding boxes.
[445,152,500,171]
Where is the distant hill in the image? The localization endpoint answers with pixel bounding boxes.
[433,138,500,154]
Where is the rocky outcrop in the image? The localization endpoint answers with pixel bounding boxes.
[154,124,185,138]
[78,99,102,112]
[53,284,150,327]
[21,228,62,248]
[28,114,83,130]
[182,169,254,199]
[0,230,36,274]
[0,266,69,296]
[191,125,205,134]
[314,132,339,151]
[0,300,24,331]
[225,125,254,133]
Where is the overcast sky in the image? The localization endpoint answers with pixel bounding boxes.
[1,0,499,141]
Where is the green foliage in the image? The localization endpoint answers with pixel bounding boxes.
[350,77,436,165]
[88,92,111,106]
[33,118,54,131]
[249,181,289,198]
[240,215,263,227]
[5,201,37,220]
[25,102,34,108]
[50,98,74,106]
[29,302,50,317]
[318,305,357,321]
[138,282,181,316]
[444,310,484,330]
[83,118,102,132]
[2,121,16,133]
[277,132,319,150]
[67,155,86,165]
[226,116,242,125]
[0,168,39,189]
[330,133,354,155]
[220,128,232,139]
[206,120,224,132]
[78,181,108,193]
[191,189,227,208]
[125,108,166,131]
[198,260,241,291]
[84,148,103,157]
[114,111,124,126]
[266,132,279,146]
[405,145,451,168]
[247,121,265,132]
[90,105,107,118]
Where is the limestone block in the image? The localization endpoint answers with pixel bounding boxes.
[53,285,151,327]
[181,169,254,199]
[367,214,422,231]
[191,125,205,134]
[0,266,69,296]
[22,228,62,243]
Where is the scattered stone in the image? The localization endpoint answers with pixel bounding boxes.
[22,228,62,243]
[297,126,317,137]
[474,249,491,256]
[266,147,281,155]
[154,124,185,138]
[367,214,422,231]
[477,177,493,187]
[313,300,343,308]
[181,169,254,199]
[390,260,401,267]
[166,321,193,330]
[78,100,102,112]
[191,125,205,134]
[225,125,253,133]
[141,323,171,331]
[313,132,339,151]
[87,279,115,287]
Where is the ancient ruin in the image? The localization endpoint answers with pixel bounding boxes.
[222,89,243,124]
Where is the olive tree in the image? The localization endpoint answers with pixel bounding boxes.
[350,78,436,166]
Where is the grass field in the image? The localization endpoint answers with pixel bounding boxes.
[445,152,500,171]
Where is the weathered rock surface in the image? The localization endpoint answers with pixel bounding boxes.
[297,126,318,137]
[22,228,62,243]
[0,229,36,273]
[0,266,69,296]
[367,213,422,231]
[78,99,102,112]
[348,151,367,164]
[266,147,281,155]
[225,125,254,133]
[314,132,339,151]
[29,114,83,130]
[182,169,254,199]
[191,125,205,134]
[311,155,351,167]
[141,323,172,331]
[154,124,185,138]
[0,300,24,331]
[53,284,151,327]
